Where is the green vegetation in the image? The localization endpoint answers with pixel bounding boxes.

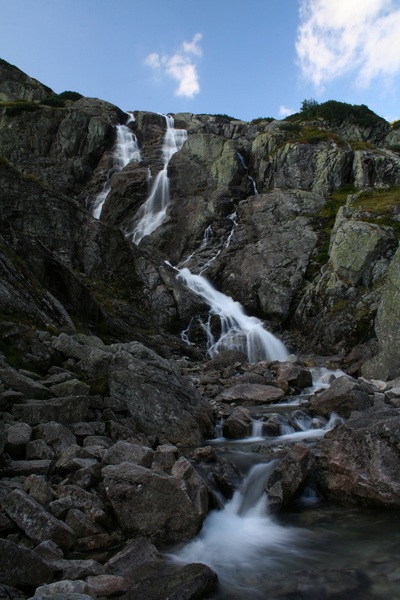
[350,187,400,236]
[58,90,83,101]
[41,95,65,108]
[210,113,238,121]
[3,101,39,116]
[349,140,376,151]
[251,117,275,125]
[391,120,400,130]
[303,185,355,281]
[288,99,386,128]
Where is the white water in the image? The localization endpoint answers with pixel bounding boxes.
[237,152,258,195]
[177,267,288,363]
[127,114,187,244]
[92,114,142,219]
[171,462,297,585]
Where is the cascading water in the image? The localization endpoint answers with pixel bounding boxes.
[91,114,142,219]
[170,462,298,598]
[177,267,288,363]
[126,114,187,244]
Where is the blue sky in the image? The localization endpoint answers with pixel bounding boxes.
[1,0,400,122]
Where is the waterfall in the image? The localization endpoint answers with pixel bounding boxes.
[126,114,187,244]
[177,267,288,363]
[92,114,142,219]
[237,152,258,195]
[170,462,296,588]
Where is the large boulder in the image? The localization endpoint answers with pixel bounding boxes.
[2,488,76,549]
[78,341,214,445]
[0,539,53,587]
[102,457,209,543]
[308,375,372,418]
[317,404,400,507]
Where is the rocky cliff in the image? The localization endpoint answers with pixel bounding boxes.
[1,59,400,599]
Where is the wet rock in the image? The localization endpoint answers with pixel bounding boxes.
[266,443,315,511]
[102,460,209,543]
[212,457,242,499]
[317,404,400,507]
[0,538,53,587]
[217,383,285,405]
[275,363,313,392]
[308,375,372,418]
[222,407,252,439]
[3,488,76,549]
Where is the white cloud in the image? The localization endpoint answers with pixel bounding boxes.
[296,0,400,88]
[278,105,295,117]
[145,33,202,98]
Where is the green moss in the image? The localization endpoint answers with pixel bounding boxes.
[4,101,39,116]
[349,140,376,150]
[350,187,400,237]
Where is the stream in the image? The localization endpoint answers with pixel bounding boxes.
[167,370,400,599]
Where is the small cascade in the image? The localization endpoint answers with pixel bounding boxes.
[92,114,142,219]
[237,152,258,195]
[171,462,296,589]
[177,267,288,363]
[251,419,264,438]
[126,114,187,244]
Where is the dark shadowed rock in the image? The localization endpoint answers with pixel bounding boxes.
[3,489,76,549]
[101,441,154,467]
[222,407,252,439]
[102,459,209,543]
[104,538,164,577]
[0,538,53,587]
[123,562,218,600]
[266,443,315,511]
[275,363,313,392]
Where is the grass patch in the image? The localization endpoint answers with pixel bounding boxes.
[3,101,39,116]
[349,187,400,236]
[350,140,376,151]
[251,117,274,125]
[58,90,83,101]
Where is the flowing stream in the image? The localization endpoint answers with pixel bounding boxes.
[91,113,141,219]
[168,370,400,599]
